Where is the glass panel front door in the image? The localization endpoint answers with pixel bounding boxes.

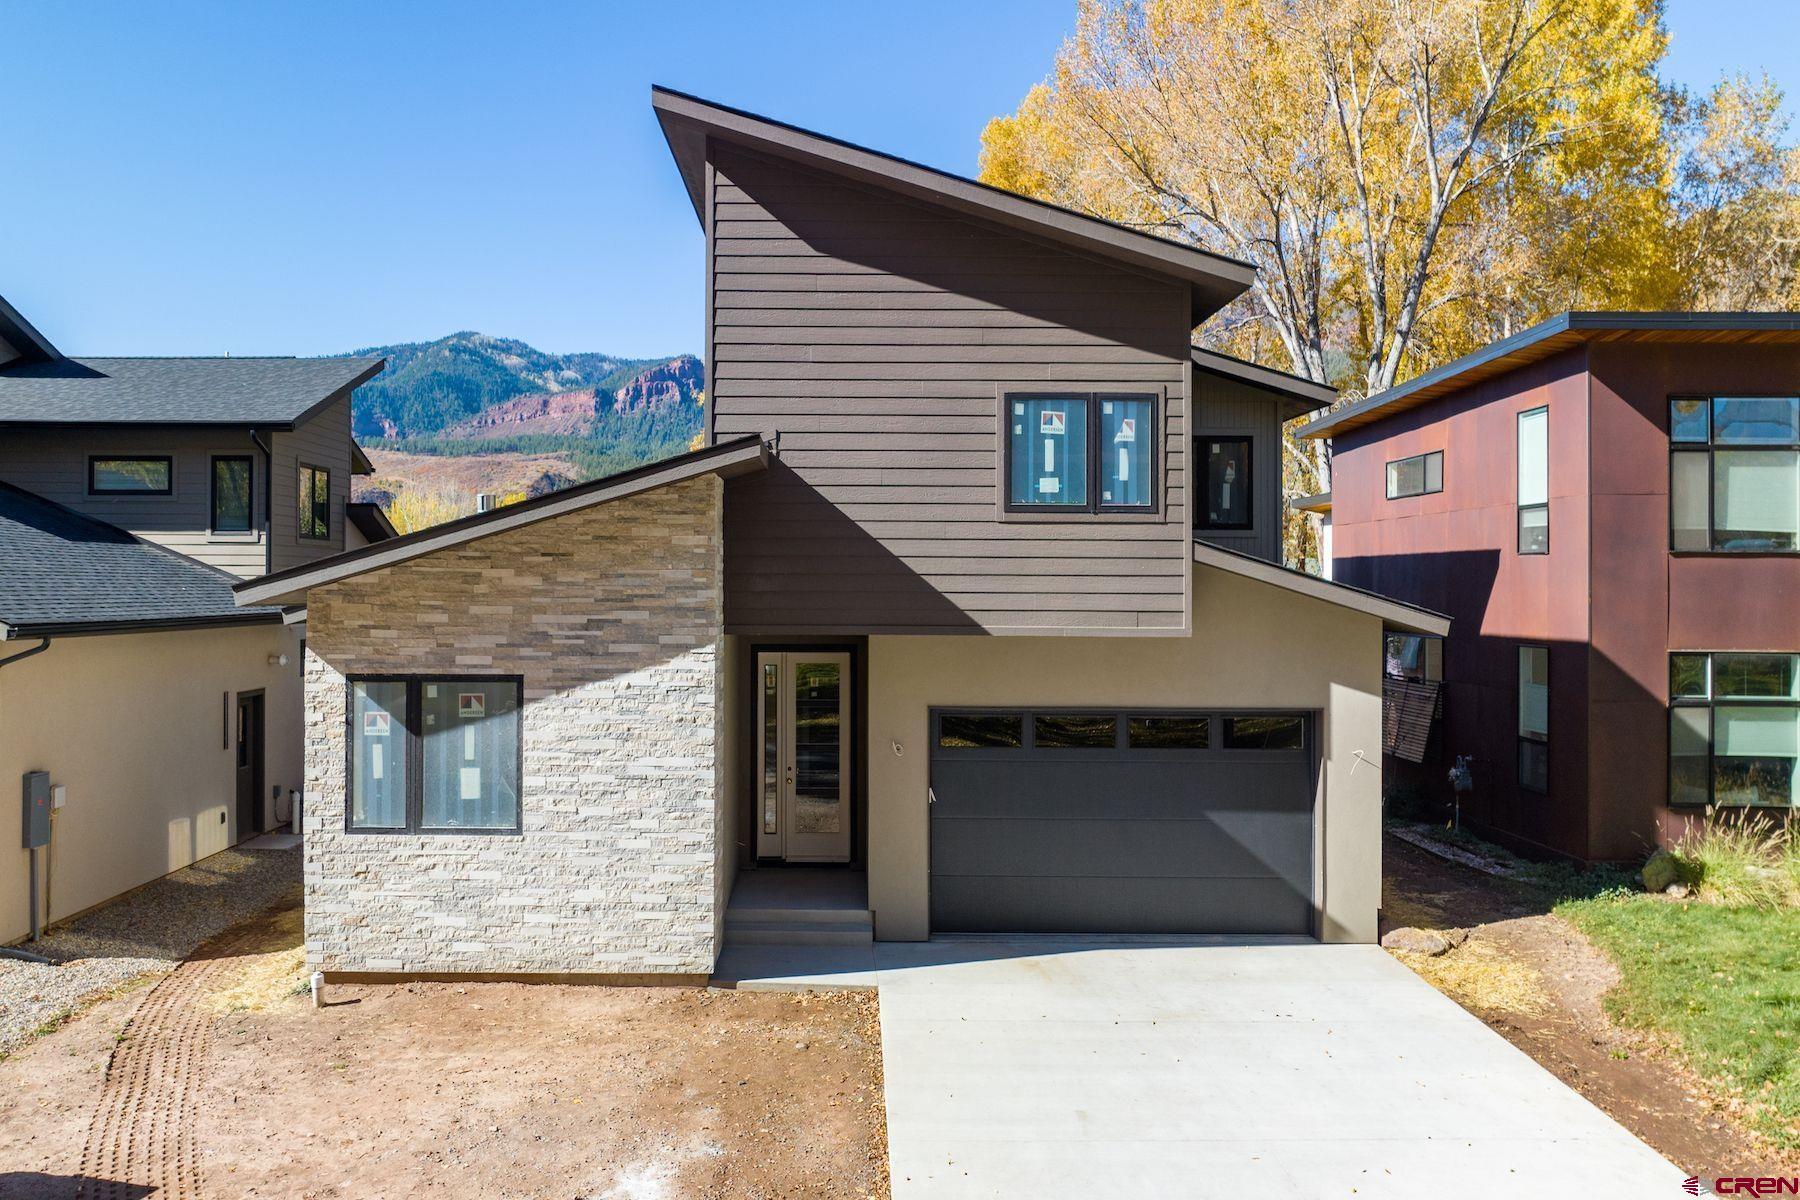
[754,652,852,862]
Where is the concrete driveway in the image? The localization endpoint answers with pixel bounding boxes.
[874,939,1683,1198]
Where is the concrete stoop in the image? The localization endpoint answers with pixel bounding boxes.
[712,869,879,990]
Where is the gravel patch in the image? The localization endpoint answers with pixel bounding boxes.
[0,845,299,1053]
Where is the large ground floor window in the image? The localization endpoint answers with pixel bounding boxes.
[1670,652,1799,808]
[349,675,523,832]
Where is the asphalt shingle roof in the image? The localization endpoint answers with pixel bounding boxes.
[0,483,285,636]
[0,356,384,427]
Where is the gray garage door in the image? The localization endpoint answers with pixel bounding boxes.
[929,708,1316,935]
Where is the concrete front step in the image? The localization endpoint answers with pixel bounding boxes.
[725,904,873,927]
[725,919,874,946]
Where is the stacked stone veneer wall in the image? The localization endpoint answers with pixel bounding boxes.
[301,476,724,976]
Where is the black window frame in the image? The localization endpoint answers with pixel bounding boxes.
[1667,651,1800,809]
[1517,406,1549,555]
[87,455,173,497]
[1001,391,1160,516]
[1385,450,1444,501]
[298,462,332,540]
[1517,644,1549,794]
[210,454,255,534]
[1194,435,1255,532]
[344,674,525,835]
[1669,394,1800,555]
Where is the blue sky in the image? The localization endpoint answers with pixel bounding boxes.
[4,0,1793,359]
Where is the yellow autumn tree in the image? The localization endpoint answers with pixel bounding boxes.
[979,0,1785,565]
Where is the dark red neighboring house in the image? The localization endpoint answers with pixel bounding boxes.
[1303,313,1800,863]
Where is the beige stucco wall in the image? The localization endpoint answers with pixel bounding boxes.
[0,622,304,943]
[300,476,724,977]
[866,563,1385,943]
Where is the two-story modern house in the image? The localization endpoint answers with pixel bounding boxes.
[0,292,387,943]
[235,88,1447,982]
[1303,312,1800,863]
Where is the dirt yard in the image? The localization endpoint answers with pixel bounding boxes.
[1382,833,1795,1176]
[0,901,888,1200]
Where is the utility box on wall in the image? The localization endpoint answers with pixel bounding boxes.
[22,771,50,850]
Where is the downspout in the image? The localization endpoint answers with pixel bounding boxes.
[0,635,56,959]
[250,429,274,576]
[0,636,51,670]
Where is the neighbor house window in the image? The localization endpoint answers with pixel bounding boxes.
[1196,436,1253,530]
[1670,396,1800,552]
[1669,652,1799,808]
[88,456,172,495]
[1384,633,1444,682]
[211,456,253,533]
[1385,450,1443,500]
[1005,393,1156,513]
[1518,646,1549,792]
[299,463,331,539]
[1517,407,1548,554]
[348,677,522,832]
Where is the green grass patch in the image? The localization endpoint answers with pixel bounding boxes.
[1557,892,1800,1150]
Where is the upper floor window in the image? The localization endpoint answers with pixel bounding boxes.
[1670,652,1798,808]
[1196,436,1252,530]
[1517,407,1548,554]
[298,463,331,539]
[211,456,253,533]
[89,456,172,496]
[1385,450,1442,500]
[1670,396,1799,553]
[1005,393,1155,513]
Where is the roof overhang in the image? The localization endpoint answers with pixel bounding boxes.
[0,611,286,641]
[0,293,62,364]
[1288,490,1332,515]
[1192,540,1448,636]
[350,441,376,474]
[651,86,1256,324]
[1191,347,1335,421]
[345,501,397,543]
[1302,312,1800,440]
[235,435,772,607]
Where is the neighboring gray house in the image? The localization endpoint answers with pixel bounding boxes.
[0,294,391,943]
[237,88,1447,982]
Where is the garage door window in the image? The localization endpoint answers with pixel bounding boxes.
[937,712,1024,749]
[1034,713,1118,748]
[1127,715,1210,749]
[936,709,1303,754]
[1224,716,1305,750]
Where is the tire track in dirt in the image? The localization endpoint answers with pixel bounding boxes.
[74,915,282,1199]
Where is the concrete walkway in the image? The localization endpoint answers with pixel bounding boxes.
[870,939,1684,1199]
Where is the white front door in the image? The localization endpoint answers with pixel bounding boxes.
[755,651,851,863]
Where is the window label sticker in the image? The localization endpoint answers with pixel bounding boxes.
[464,725,477,760]
[371,742,384,780]
[458,692,486,719]
[1038,477,1061,494]
[1114,418,1135,444]
[461,766,482,800]
[362,710,390,736]
[1039,410,1065,436]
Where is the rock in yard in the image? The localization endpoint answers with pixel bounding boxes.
[1381,927,1452,956]
[1641,848,1680,893]
[1664,882,1690,899]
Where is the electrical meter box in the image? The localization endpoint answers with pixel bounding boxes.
[22,771,50,849]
